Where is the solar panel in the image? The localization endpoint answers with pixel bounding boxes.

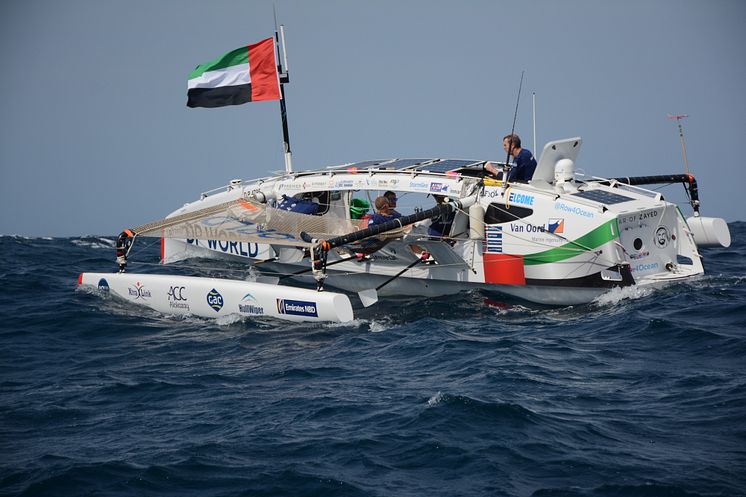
[377,158,434,170]
[572,189,634,205]
[347,159,392,169]
[414,159,483,173]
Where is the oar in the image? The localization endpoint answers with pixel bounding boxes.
[300,195,477,249]
[357,253,428,307]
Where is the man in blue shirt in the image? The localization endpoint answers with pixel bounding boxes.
[485,133,537,183]
[368,196,402,227]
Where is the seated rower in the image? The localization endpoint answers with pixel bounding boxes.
[427,195,454,238]
[368,196,402,227]
[383,191,402,217]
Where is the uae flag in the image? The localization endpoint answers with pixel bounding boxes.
[187,37,281,108]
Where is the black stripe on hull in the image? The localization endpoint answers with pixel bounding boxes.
[187,84,253,108]
[525,264,635,288]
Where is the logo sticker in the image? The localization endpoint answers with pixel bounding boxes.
[97,278,110,291]
[547,218,564,234]
[508,192,535,206]
[128,282,152,300]
[167,285,189,311]
[206,288,224,312]
[276,298,318,317]
[429,182,449,193]
[555,202,594,218]
[238,293,265,315]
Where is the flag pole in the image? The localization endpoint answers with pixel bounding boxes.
[274,18,293,173]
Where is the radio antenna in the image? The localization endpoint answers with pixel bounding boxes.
[504,71,525,180]
[532,91,537,154]
[667,114,690,175]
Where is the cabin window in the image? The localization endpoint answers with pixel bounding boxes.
[277,191,336,216]
[484,203,533,224]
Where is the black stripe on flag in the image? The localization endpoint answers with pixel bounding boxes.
[187,84,253,108]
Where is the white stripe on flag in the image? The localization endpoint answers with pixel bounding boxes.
[188,63,251,90]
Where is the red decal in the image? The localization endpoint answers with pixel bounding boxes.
[483,254,526,285]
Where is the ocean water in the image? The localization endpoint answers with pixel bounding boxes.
[1,225,745,497]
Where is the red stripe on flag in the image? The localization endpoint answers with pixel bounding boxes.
[483,254,526,285]
[247,37,281,101]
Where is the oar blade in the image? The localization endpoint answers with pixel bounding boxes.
[358,288,379,307]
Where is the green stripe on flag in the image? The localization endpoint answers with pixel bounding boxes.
[523,219,619,266]
[188,46,249,80]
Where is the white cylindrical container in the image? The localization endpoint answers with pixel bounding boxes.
[469,203,485,240]
[686,216,731,248]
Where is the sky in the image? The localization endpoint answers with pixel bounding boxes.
[1,0,744,236]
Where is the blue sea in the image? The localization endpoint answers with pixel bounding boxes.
[1,224,745,497]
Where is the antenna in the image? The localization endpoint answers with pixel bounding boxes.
[532,91,536,154]
[503,71,525,183]
[667,114,690,175]
[273,6,293,173]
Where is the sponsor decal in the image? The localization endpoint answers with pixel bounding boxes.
[378,178,399,188]
[429,182,449,193]
[484,225,503,254]
[508,191,535,206]
[409,181,430,190]
[530,236,564,245]
[167,285,189,311]
[182,215,296,242]
[548,218,564,234]
[276,298,318,317]
[654,226,670,248]
[97,278,110,292]
[206,288,224,312]
[335,179,354,188]
[629,250,650,260]
[366,254,398,261]
[128,282,151,300]
[555,201,594,218]
[238,293,265,315]
[632,262,659,273]
[509,223,549,233]
[309,180,329,189]
[187,239,261,258]
[281,182,303,191]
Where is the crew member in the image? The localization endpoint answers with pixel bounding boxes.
[368,196,401,227]
[427,195,454,238]
[383,191,401,217]
[485,133,537,182]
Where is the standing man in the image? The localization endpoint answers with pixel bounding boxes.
[485,133,537,182]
